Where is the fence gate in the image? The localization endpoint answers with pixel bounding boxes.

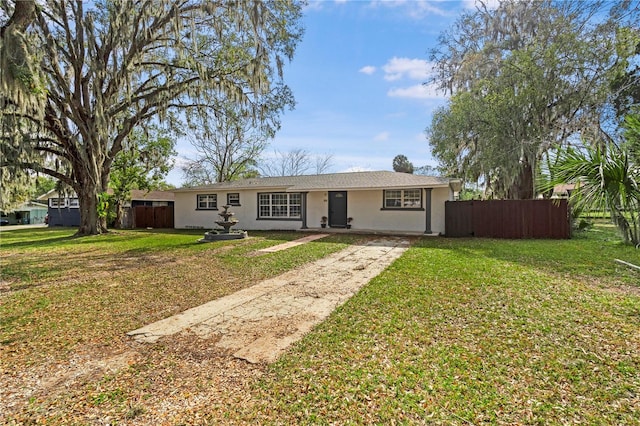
[133,205,174,228]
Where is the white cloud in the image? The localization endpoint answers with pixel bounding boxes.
[383,57,431,81]
[303,1,324,12]
[370,0,449,18]
[373,131,390,142]
[359,65,377,75]
[387,83,445,100]
[462,0,500,10]
[340,166,376,173]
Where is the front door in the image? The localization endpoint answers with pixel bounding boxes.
[328,191,347,228]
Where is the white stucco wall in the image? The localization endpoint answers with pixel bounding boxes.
[174,190,302,231]
[174,186,452,234]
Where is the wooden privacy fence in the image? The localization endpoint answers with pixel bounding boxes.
[133,205,174,228]
[445,199,570,239]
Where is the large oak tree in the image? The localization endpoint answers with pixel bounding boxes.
[0,0,303,234]
[427,0,639,199]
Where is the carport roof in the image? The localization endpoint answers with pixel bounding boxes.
[175,171,459,192]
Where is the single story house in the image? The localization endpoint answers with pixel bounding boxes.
[37,189,81,227]
[38,189,175,228]
[0,201,48,225]
[174,171,461,235]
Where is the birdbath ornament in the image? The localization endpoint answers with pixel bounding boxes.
[199,205,247,242]
[215,205,238,233]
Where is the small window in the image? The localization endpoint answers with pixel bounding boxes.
[197,194,217,210]
[49,198,67,208]
[227,193,240,206]
[69,198,79,208]
[383,189,422,209]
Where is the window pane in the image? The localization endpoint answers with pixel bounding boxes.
[49,198,66,208]
[272,193,287,204]
[403,189,421,207]
[228,193,240,205]
[289,193,301,204]
[258,194,270,218]
[289,193,301,217]
[290,205,301,217]
[198,194,217,209]
[384,190,401,208]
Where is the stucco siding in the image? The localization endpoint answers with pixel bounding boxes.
[174,190,302,230]
[175,186,451,234]
[430,186,450,234]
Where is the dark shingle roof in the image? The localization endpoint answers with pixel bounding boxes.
[174,171,455,192]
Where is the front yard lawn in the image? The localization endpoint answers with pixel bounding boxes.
[1,224,639,424]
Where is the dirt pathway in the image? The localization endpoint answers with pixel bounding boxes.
[128,237,410,363]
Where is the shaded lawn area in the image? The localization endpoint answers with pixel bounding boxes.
[1,224,639,424]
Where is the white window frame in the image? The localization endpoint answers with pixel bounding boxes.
[258,192,301,219]
[68,198,80,208]
[197,194,217,210]
[49,198,67,208]
[227,193,240,206]
[383,189,422,209]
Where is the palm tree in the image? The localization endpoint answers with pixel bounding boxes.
[546,145,640,246]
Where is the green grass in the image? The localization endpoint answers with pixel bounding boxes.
[0,229,363,364]
[238,223,640,424]
[1,224,639,424]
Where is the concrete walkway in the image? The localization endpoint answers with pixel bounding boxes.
[255,233,329,253]
[128,237,410,363]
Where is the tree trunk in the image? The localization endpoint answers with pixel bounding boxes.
[114,200,124,229]
[509,160,534,199]
[75,176,107,236]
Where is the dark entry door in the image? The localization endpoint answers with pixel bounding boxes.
[328,191,347,228]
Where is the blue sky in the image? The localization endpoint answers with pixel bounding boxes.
[168,0,481,185]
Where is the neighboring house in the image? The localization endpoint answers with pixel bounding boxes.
[38,189,175,228]
[0,201,48,225]
[551,183,577,199]
[174,171,461,235]
[37,190,81,227]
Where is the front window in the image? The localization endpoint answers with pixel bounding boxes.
[258,193,301,219]
[69,198,79,208]
[197,194,217,210]
[49,198,67,208]
[227,193,240,206]
[384,189,422,209]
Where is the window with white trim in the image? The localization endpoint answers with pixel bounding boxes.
[258,193,301,219]
[49,198,67,208]
[227,193,240,206]
[197,194,217,210]
[69,198,79,208]
[384,189,422,209]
